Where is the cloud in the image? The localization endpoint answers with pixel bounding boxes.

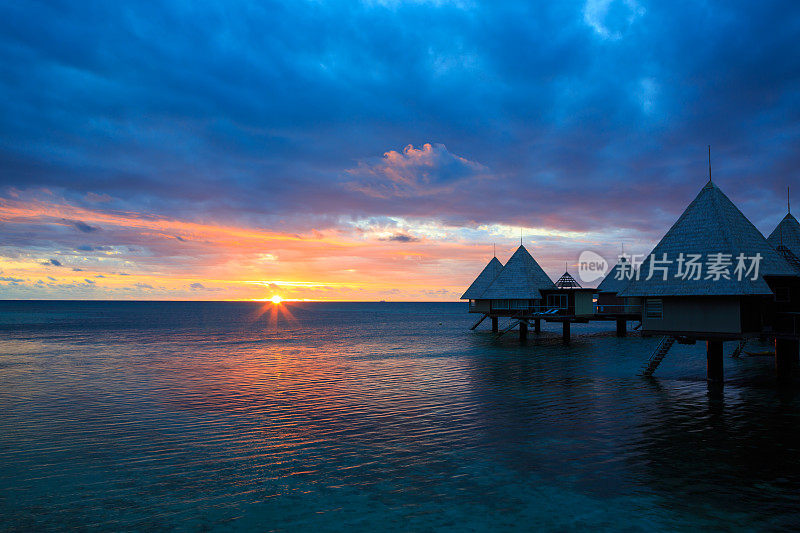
[42,258,62,267]
[0,276,25,282]
[135,283,154,289]
[0,1,799,300]
[190,282,205,289]
[380,233,420,243]
[583,0,645,40]
[347,143,488,199]
[64,219,100,233]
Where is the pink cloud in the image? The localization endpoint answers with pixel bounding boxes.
[346,143,489,198]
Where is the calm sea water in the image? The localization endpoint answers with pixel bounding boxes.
[1,301,799,532]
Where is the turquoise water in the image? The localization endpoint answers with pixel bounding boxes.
[1,301,799,531]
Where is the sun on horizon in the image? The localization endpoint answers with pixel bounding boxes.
[270,295,283,304]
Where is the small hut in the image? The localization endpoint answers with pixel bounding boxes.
[461,256,504,314]
[555,270,582,289]
[539,270,595,317]
[619,180,800,380]
[767,212,800,272]
[592,256,642,336]
[479,245,556,314]
[595,256,641,314]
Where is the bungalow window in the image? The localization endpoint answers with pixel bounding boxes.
[492,299,510,309]
[646,298,663,319]
[547,294,568,310]
[775,287,791,303]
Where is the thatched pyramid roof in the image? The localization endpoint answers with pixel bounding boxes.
[461,257,504,299]
[620,181,796,297]
[480,245,555,300]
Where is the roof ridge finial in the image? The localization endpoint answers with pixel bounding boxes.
[707,145,712,184]
[788,186,791,215]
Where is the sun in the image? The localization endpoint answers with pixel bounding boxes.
[270,295,283,304]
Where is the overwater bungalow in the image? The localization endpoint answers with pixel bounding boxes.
[461,256,504,330]
[619,180,800,381]
[767,210,800,271]
[595,256,642,335]
[464,246,603,342]
[541,270,595,318]
[474,244,558,339]
[479,244,556,316]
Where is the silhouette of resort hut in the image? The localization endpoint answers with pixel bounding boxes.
[619,180,800,380]
[596,256,641,312]
[595,256,642,335]
[555,270,581,288]
[544,269,595,317]
[461,256,504,314]
[480,245,556,313]
[768,211,800,272]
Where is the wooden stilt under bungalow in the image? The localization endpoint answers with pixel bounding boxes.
[775,338,799,382]
[619,180,800,382]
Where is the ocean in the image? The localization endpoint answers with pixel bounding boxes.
[1,301,799,531]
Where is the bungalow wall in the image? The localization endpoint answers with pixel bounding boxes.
[489,299,542,312]
[573,291,594,316]
[764,276,800,335]
[540,289,595,316]
[596,293,623,313]
[642,296,743,335]
[596,293,642,315]
[468,299,491,313]
[625,297,642,314]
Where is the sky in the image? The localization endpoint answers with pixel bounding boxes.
[1,0,799,301]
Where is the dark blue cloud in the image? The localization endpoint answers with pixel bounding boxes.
[0,0,798,237]
[381,233,420,243]
[65,219,100,233]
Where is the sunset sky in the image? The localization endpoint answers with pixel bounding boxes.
[1,0,799,301]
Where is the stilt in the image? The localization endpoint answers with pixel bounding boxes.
[616,318,627,337]
[534,319,541,333]
[519,321,528,343]
[492,317,498,333]
[706,340,724,383]
[775,338,798,383]
[562,321,570,345]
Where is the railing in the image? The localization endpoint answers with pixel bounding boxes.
[492,305,569,315]
[595,304,642,314]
